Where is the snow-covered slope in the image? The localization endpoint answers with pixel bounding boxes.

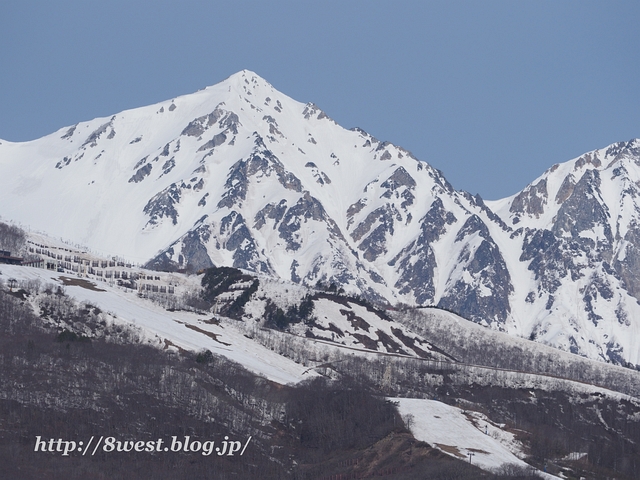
[0,264,311,384]
[0,70,513,324]
[2,71,640,366]
[486,140,640,366]
[395,398,558,478]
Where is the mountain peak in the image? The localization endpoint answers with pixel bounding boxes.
[225,69,262,80]
[210,70,275,96]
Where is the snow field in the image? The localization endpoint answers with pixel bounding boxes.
[394,398,559,478]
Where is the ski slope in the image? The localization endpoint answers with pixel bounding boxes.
[395,398,559,478]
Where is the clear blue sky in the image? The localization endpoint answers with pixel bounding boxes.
[2,1,639,199]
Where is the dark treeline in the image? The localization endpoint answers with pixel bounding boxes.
[263,295,315,330]
[0,283,537,479]
[0,285,284,479]
[0,222,26,255]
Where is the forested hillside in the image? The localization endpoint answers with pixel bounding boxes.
[0,283,522,480]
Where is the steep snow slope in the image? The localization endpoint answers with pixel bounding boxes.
[486,140,640,365]
[0,70,513,323]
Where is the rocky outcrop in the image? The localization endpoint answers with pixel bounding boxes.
[390,198,456,304]
[438,215,513,326]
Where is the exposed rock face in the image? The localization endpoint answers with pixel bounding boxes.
[438,215,513,326]
[555,174,575,204]
[352,205,397,261]
[381,166,416,193]
[198,132,227,152]
[614,222,640,299]
[129,163,153,183]
[180,105,239,138]
[82,116,115,148]
[143,183,182,226]
[145,220,214,273]
[277,193,327,251]
[220,211,271,273]
[552,169,612,246]
[390,198,456,304]
[510,178,547,218]
[254,200,288,230]
[218,139,302,210]
[180,224,215,272]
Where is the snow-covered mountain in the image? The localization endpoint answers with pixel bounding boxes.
[1,70,639,367]
[0,71,512,319]
[487,140,640,366]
